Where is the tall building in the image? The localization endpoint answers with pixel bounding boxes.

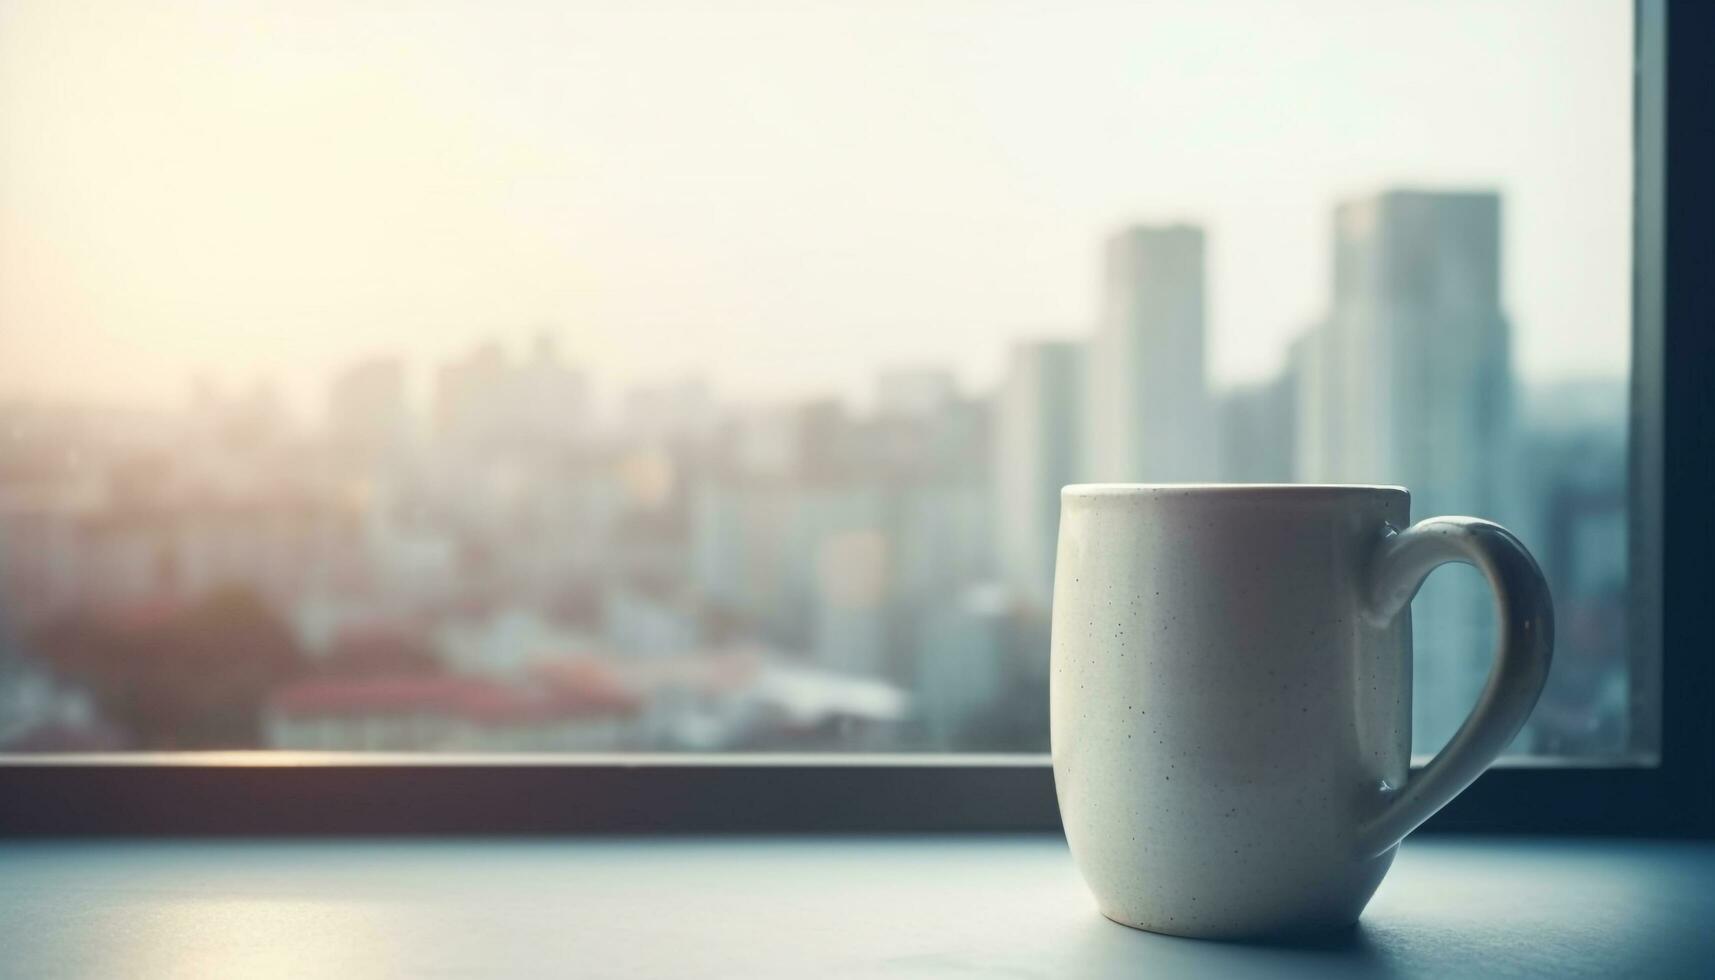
[1508,379,1629,756]
[874,368,958,422]
[327,356,410,461]
[1288,328,1337,482]
[434,342,508,444]
[1085,225,1213,482]
[809,516,892,678]
[993,340,1086,607]
[513,333,591,447]
[1215,373,1296,484]
[913,584,1010,748]
[433,334,589,450]
[1309,191,1511,494]
[1296,189,1515,751]
[623,378,718,447]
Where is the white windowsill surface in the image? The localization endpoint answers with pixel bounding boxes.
[2,835,1710,977]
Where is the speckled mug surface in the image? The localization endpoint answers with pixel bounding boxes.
[1051,485,1553,940]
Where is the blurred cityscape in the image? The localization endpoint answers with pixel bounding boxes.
[0,189,1630,756]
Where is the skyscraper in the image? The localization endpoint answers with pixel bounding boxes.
[994,339,1086,608]
[1312,191,1511,493]
[1215,373,1296,484]
[1085,225,1213,483]
[327,356,410,462]
[874,368,959,422]
[433,334,589,451]
[1296,189,1514,751]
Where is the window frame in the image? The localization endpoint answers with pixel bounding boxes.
[0,0,1708,838]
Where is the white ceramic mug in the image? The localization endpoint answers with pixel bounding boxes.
[1051,485,1553,939]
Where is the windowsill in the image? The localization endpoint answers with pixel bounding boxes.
[3,834,1710,976]
[0,750,1660,767]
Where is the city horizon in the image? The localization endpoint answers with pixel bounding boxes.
[0,197,1633,427]
[1,186,1635,761]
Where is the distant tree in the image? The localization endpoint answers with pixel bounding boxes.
[32,588,307,748]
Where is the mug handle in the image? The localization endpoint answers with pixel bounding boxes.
[1356,517,1554,858]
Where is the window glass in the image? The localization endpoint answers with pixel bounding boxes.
[0,0,1638,758]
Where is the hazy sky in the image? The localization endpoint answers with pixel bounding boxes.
[0,0,1631,417]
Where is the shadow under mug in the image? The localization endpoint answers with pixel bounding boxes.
[1050,484,1553,939]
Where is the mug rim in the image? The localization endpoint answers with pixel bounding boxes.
[1062,482,1408,499]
